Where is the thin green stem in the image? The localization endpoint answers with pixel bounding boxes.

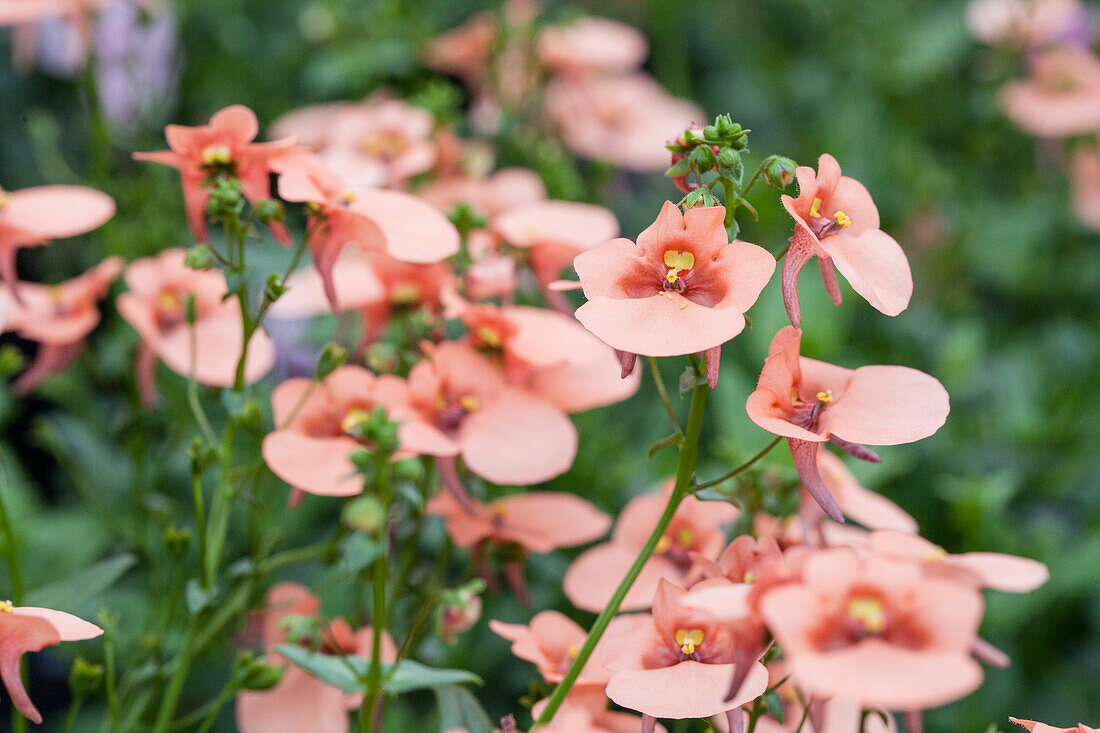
[61,694,85,733]
[205,418,238,584]
[186,319,217,446]
[694,436,782,490]
[0,470,25,604]
[362,457,394,732]
[646,356,682,434]
[101,613,119,733]
[194,683,235,733]
[740,155,776,200]
[536,373,710,725]
[775,244,790,262]
[152,617,200,733]
[192,474,209,588]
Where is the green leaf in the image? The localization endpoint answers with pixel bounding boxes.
[338,533,383,576]
[648,432,683,459]
[679,366,706,397]
[763,689,784,724]
[385,660,482,694]
[275,645,363,694]
[24,553,136,609]
[692,489,735,503]
[184,579,220,614]
[435,685,494,733]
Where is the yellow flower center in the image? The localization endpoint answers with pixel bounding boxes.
[0,600,14,614]
[675,628,704,656]
[847,596,886,635]
[663,250,695,284]
[156,291,182,314]
[341,190,358,204]
[389,284,422,306]
[341,408,373,435]
[655,535,673,554]
[816,389,834,403]
[566,646,579,658]
[676,527,695,549]
[925,546,948,562]
[360,131,408,158]
[833,210,851,228]
[809,197,824,218]
[0,190,9,211]
[201,145,232,167]
[743,570,758,583]
[459,394,479,412]
[790,387,804,407]
[475,325,503,348]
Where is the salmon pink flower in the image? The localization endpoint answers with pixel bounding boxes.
[966,0,1086,47]
[423,13,498,88]
[807,451,919,534]
[263,366,457,498]
[427,490,610,555]
[0,602,102,724]
[1002,47,1100,138]
[574,201,774,386]
[545,74,703,172]
[0,183,114,292]
[1,256,122,394]
[602,579,769,725]
[537,17,648,77]
[419,167,547,220]
[271,149,460,309]
[564,483,740,613]
[531,689,666,733]
[780,154,912,326]
[236,583,396,733]
[116,248,276,393]
[746,326,949,522]
[1010,719,1100,733]
[759,548,985,710]
[739,663,896,733]
[489,610,624,688]
[133,105,295,245]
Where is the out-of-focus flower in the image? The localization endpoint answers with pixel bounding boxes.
[1,256,122,393]
[236,583,396,733]
[0,602,102,724]
[489,611,626,687]
[262,366,457,498]
[424,13,498,88]
[418,167,547,220]
[602,579,769,722]
[438,580,484,644]
[531,689,666,733]
[746,326,948,522]
[133,105,295,244]
[1010,719,1100,733]
[271,98,437,189]
[427,491,610,555]
[759,548,984,710]
[537,16,648,77]
[564,483,740,613]
[742,662,897,733]
[1002,46,1100,138]
[545,74,703,172]
[0,0,105,74]
[573,201,773,386]
[116,248,276,393]
[780,154,912,326]
[808,451,919,533]
[1070,145,1100,231]
[0,184,115,291]
[966,0,1088,48]
[272,149,459,309]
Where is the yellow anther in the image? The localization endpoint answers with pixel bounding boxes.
[566,646,580,658]
[201,145,232,167]
[459,394,479,412]
[340,190,358,204]
[809,197,823,219]
[492,503,508,519]
[475,326,503,348]
[666,269,679,284]
[925,546,948,562]
[665,291,675,301]
[847,596,886,634]
[743,570,759,584]
[389,284,422,306]
[675,629,705,656]
[676,527,695,549]
[833,210,851,228]
[0,601,15,614]
[156,291,181,313]
[790,387,804,408]
[679,301,687,310]
[655,535,673,555]
[341,408,372,435]
[0,190,9,211]
[816,390,834,403]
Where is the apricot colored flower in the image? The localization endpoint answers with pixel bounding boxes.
[966,0,1086,47]
[399,341,578,485]
[427,490,610,554]
[116,248,275,390]
[545,74,703,172]
[1071,145,1100,231]
[1010,719,1099,733]
[537,17,648,77]
[133,105,295,245]
[1002,47,1100,138]
[418,167,547,220]
[602,579,769,722]
[236,583,396,733]
[746,326,949,522]
[0,183,114,290]
[564,483,739,613]
[810,451,919,533]
[760,548,984,710]
[1,256,122,393]
[531,689,665,733]
[0,603,102,724]
[489,610,622,687]
[263,366,457,498]
[423,13,498,87]
[866,530,1049,594]
[780,154,912,326]
[272,150,459,309]
[573,202,774,381]
[746,663,896,733]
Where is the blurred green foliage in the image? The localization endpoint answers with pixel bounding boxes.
[1,0,1098,730]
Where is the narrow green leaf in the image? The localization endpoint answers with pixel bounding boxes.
[25,554,137,609]
[385,660,482,694]
[434,685,494,733]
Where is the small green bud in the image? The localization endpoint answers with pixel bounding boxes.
[231,650,285,691]
[254,199,284,225]
[184,293,197,325]
[184,244,215,271]
[0,345,25,379]
[764,156,798,188]
[189,436,216,475]
[681,189,705,209]
[315,342,348,381]
[264,273,287,304]
[688,144,718,172]
[69,657,104,697]
[349,448,374,470]
[165,525,192,560]
[365,342,399,374]
[343,495,386,533]
[717,148,741,174]
[392,458,422,483]
[715,114,736,137]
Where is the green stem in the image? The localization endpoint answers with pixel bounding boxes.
[0,471,25,604]
[740,155,776,200]
[694,436,782,490]
[186,320,217,446]
[61,694,85,733]
[192,474,209,588]
[152,617,200,733]
[536,375,710,724]
[101,613,119,733]
[194,683,235,733]
[646,356,682,434]
[361,458,394,732]
[205,419,238,584]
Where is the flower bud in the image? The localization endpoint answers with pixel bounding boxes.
[343,495,386,533]
[688,144,718,173]
[437,579,486,644]
[315,342,348,381]
[205,177,243,217]
[764,156,797,188]
[164,525,192,560]
[393,458,422,483]
[231,650,285,691]
[365,343,399,374]
[184,244,215,271]
[69,657,104,697]
[189,436,216,475]
[264,273,287,303]
[254,199,285,225]
[0,345,25,379]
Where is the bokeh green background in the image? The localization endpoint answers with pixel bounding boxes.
[1,0,1098,730]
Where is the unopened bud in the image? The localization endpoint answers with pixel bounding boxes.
[69,657,104,697]
[254,199,284,225]
[688,144,718,172]
[165,525,192,560]
[365,342,399,374]
[0,345,25,378]
[315,342,347,381]
[184,244,214,271]
[343,495,386,533]
[437,579,486,644]
[231,650,285,691]
[764,156,797,188]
